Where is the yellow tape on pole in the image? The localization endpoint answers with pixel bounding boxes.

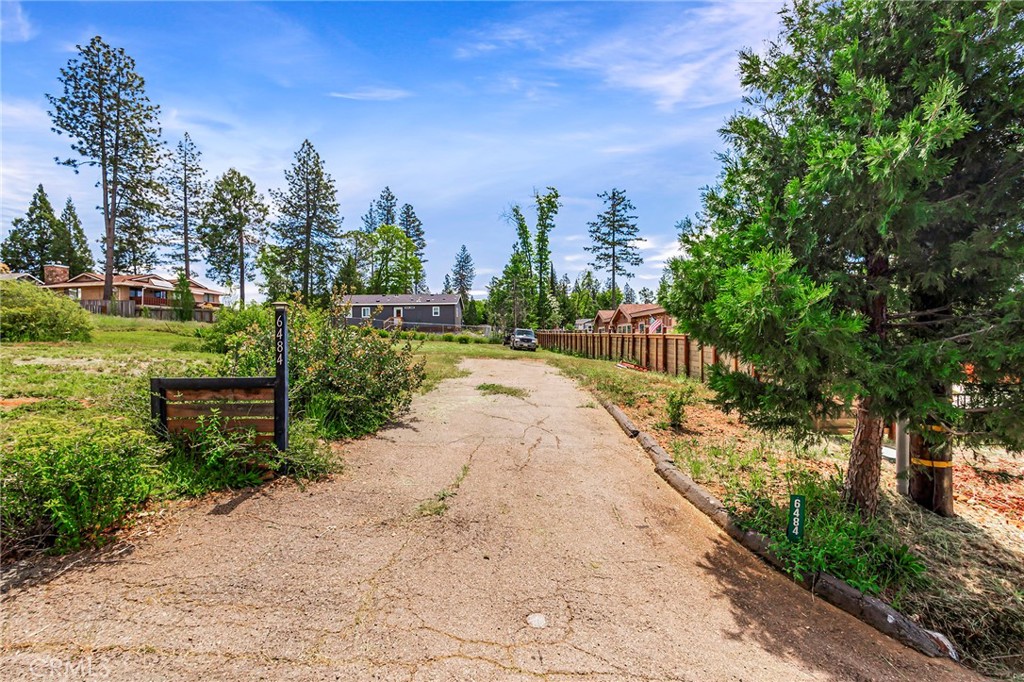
[911,457,953,468]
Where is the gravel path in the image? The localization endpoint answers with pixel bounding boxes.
[0,358,976,681]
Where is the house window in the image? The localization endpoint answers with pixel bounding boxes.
[432,306,440,317]
[361,307,371,318]
[153,290,167,300]
[203,293,214,303]
[129,287,142,298]
[67,288,81,300]
[393,307,403,318]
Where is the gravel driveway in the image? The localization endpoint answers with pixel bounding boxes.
[0,358,976,681]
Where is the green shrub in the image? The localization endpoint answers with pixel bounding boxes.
[666,384,697,428]
[199,303,271,353]
[457,335,471,344]
[725,466,925,596]
[414,332,427,340]
[221,300,425,439]
[441,333,455,342]
[473,337,487,344]
[0,280,92,342]
[1,425,155,553]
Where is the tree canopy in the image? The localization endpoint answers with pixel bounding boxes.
[660,0,1024,516]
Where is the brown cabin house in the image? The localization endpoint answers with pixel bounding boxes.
[593,309,615,333]
[41,264,223,310]
[608,303,674,334]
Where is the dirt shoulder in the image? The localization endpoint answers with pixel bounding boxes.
[0,358,977,680]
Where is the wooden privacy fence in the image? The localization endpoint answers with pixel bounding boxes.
[150,303,290,450]
[536,331,756,382]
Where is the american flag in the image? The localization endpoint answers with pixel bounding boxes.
[648,316,662,333]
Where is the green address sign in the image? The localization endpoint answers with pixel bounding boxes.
[787,494,806,542]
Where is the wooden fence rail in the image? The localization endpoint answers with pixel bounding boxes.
[536,331,756,383]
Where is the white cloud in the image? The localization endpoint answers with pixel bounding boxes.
[560,2,782,111]
[1,1,35,43]
[328,87,412,102]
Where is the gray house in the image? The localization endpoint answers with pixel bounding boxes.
[341,294,464,331]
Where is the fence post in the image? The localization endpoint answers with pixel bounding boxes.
[273,302,290,451]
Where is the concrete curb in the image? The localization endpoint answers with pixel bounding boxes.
[601,401,958,661]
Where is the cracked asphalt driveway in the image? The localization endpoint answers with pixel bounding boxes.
[1,358,976,681]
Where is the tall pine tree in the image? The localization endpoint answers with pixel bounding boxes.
[585,188,643,307]
[270,140,344,303]
[199,169,267,306]
[450,244,475,301]
[48,36,164,301]
[375,186,398,226]
[162,132,207,276]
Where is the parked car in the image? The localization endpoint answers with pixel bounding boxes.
[510,328,537,351]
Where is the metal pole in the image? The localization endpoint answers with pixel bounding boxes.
[273,302,289,452]
[896,418,909,496]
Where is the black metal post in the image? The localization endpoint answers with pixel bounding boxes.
[273,303,289,451]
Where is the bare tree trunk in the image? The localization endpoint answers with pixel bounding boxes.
[909,420,955,517]
[846,397,883,515]
[238,227,246,307]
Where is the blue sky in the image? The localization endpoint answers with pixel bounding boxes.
[1,1,782,298]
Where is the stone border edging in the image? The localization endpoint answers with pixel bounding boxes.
[600,400,958,661]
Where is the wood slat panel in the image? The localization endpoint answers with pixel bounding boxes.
[166,387,275,402]
[166,402,275,419]
[166,417,275,434]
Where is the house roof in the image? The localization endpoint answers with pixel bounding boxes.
[611,304,666,323]
[343,294,463,306]
[0,272,42,285]
[594,310,615,324]
[43,271,224,294]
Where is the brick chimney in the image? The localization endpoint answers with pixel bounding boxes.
[43,263,70,285]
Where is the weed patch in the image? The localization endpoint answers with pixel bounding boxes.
[417,463,470,517]
[477,383,529,399]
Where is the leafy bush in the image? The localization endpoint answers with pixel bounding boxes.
[199,303,271,353]
[0,280,92,342]
[666,384,698,428]
[222,300,425,439]
[457,335,470,344]
[441,333,455,342]
[1,424,155,553]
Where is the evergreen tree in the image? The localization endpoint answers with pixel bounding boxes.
[270,140,344,303]
[198,169,268,306]
[54,198,94,276]
[622,283,636,304]
[360,202,379,234]
[161,132,207,276]
[256,244,294,302]
[585,188,643,304]
[487,243,534,331]
[375,186,398,226]
[569,271,600,321]
[47,36,164,301]
[661,0,1024,516]
[1,185,61,279]
[451,244,475,301]
[638,287,655,305]
[170,270,195,322]
[441,273,454,295]
[333,252,363,296]
[112,188,160,274]
[398,203,425,257]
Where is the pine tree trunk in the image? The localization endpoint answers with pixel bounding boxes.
[845,397,883,516]
[909,420,955,517]
[238,227,246,307]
